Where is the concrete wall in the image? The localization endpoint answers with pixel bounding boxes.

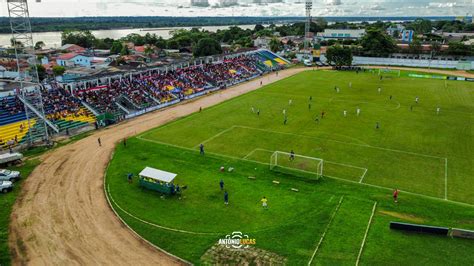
[321,56,474,70]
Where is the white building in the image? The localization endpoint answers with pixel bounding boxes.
[317,29,366,40]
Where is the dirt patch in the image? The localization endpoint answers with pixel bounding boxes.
[201,243,287,266]
[8,68,306,265]
[379,210,426,224]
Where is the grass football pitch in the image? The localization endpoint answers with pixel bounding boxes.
[106,70,474,265]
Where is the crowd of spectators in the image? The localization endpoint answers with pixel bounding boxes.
[75,54,262,115]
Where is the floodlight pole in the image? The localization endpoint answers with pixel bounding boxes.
[304,0,313,54]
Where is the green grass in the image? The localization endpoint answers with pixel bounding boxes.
[0,159,40,266]
[106,70,474,265]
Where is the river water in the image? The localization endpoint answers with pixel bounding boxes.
[0,24,257,49]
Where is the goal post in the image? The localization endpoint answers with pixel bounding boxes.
[270,151,323,180]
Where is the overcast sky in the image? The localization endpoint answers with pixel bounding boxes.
[0,0,473,17]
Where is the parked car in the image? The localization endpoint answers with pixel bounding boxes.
[0,152,23,166]
[0,180,13,193]
[0,169,20,182]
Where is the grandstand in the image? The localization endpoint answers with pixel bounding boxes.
[0,50,288,149]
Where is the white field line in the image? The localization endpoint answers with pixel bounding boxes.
[325,161,367,171]
[243,148,274,160]
[445,158,448,200]
[356,202,378,266]
[193,126,237,149]
[359,168,369,183]
[391,100,401,110]
[136,136,474,209]
[107,184,219,235]
[234,125,446,160]
[308,196,345,266]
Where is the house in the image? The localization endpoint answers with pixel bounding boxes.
[316,29,366,40]
[58,44,86,54]
[56,53,93,67]
[254,37,272,49]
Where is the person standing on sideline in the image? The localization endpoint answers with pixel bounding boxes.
[393,189,399,203]
[219,179,224,190]
[199,107,202,112]
[123,137,127,147]
[199,143,205,155]
[261,196,268,209]
[224,191,229,205]
[98,137,102,147]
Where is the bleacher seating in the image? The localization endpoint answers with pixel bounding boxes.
[0,51,288,147]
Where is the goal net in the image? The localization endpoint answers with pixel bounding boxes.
[270,151,323,180]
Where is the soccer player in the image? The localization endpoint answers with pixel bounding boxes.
[309,96,313,101]
[436,107,440,115]
[378,87,382,94]
[261,196,268,209]
[349,82,352,88]
[376,122,380,129]
[257,109,260,116]
[284,117,288,125]
[321,111,325,119]
[251,106,255,113]
[410,105,413,111]
[200,143,205,155]
[415,96,419,104]
[289,150,295,161]
[389,95,393,100]
[356,108,361,116]
[220,179,224,190]
[336,87,340,93]
[289,99,293,105]
[315,116,319,123]
[393,189,399,203]
[224,191,229,205]
[343,110,347,117]
[308,103,312,110]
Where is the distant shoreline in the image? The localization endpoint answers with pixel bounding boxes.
[0,16,459,34]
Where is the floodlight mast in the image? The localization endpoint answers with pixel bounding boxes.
[304,0,313,54]
[7,0,51,145]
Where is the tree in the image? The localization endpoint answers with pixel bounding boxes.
[120,45,130,56]
[269,38,282,53]
[110,41,123,55]
[326,45,353,66]
[431,41,442,56]
[33,64,46,81]
[34,41,45,50]
[52,65,66,76]
[254,24,265,32]
[408,38,422,55]
[447,42,471,56]
[144,45,154,56]
[360,29,397,57]
[61,30,96,48]
[193,38,222,57]
[155,37,167,49]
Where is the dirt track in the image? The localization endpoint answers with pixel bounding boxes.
[8,68,306,265]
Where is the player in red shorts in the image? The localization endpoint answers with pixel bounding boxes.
[393,189,399,203]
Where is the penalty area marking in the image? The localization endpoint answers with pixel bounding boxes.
[356,201,378,266]
[136,136,473,209]
[308,196,344,266]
